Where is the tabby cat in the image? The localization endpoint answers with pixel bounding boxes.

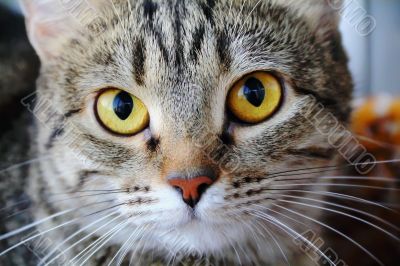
[0,0,398,265]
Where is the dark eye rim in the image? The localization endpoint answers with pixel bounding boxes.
[226,71,286,126]
[94,87,149,137]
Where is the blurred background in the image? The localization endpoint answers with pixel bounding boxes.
[1,0,399,97]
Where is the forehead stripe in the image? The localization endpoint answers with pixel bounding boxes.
[132,37,146,86]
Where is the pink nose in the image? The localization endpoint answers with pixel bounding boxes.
[168,176,215,208]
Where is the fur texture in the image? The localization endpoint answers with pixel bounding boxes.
[5,0,354,265]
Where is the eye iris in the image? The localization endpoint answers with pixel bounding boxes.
[113,91,134,120]
[243,77,265,107]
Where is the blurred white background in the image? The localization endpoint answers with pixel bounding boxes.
[1,0,399,96]
[340,0,400,96]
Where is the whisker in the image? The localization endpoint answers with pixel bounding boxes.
[0,201,119,257]
[42,212,124,266]
[47,190,126,202]
[243,207,336,265]
[356,134,400,150]
[269,183,400,191]
[270,203,384,266]
[108,224,144,266]
[0,199,114,241]
[0,198,31,214]
[110,0,130,40]
[256,221,291,266]
[0,153,53,174]
[2,192,121,223]
[49,188,125,196]
[278,195,400,235]
[240,217,266,255]
[3,206,34,221]
[69,218,128,264]
[124,224,153,266]
[39,210,120,265]
[275,176,399,183]
[223,231,242,266]
[245,158,400,184]
[268,189,396,213]
[76,220,131,266]
[232,0,248,38]
[237,0,262,36]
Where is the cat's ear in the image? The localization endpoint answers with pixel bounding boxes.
[18,0,107,60]
[274,0,343,37]
[19,0,76,60]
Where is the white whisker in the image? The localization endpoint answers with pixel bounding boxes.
[255,220,291,266]
[270,183,400,191]
[0,202,101,241]
[108,224,144,266]
[237,0,263,36]
[0,201,116,256]
[279,198,400,241]
[110,0,130,40]
[266,189,396,213]
[277,194,400,232]
[0,153,53,174]
[40,210,120,265]
[71,219,129,265]
[244,207,336,265]
[271,203,384,266]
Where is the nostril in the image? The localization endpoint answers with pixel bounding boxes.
[197,183,210,198]
[168,175,215,208]
[173,186,183,194]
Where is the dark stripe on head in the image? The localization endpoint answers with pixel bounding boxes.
[189,25,205,63]
[200,0,216,25]
[216,30,232,71]
[143,0,158,22]
[93,50,115,66]
[132,37,146,86]
[142,2,168,64]
[172,1,184,73]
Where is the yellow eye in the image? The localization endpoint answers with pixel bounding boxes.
[227,72,282,124]
[95,88,149,135]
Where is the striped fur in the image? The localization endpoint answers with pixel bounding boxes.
[6,0,354,264]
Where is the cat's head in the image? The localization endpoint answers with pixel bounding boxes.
[21,0,352,261]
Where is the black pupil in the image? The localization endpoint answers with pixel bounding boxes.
[243,77,265,107]
[113,91,134,120]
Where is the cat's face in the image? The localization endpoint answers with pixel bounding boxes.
[23,0,352,261]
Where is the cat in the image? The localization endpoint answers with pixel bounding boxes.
[0,0,397,265]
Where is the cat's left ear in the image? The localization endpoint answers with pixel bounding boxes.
[18,0,107,61]
[274,0,343,39]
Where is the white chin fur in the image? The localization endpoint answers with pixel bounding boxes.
[111,185,250,257]
[155,220,249,255]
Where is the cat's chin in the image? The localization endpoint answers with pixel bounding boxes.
[142,218,250,256]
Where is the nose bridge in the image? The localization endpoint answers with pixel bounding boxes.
[161,82,210,134]
[161,138,206,172]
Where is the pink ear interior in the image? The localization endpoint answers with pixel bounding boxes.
[18,0,84,60]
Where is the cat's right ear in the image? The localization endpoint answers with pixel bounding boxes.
[18,0,77,60]
[19,0,108,61]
